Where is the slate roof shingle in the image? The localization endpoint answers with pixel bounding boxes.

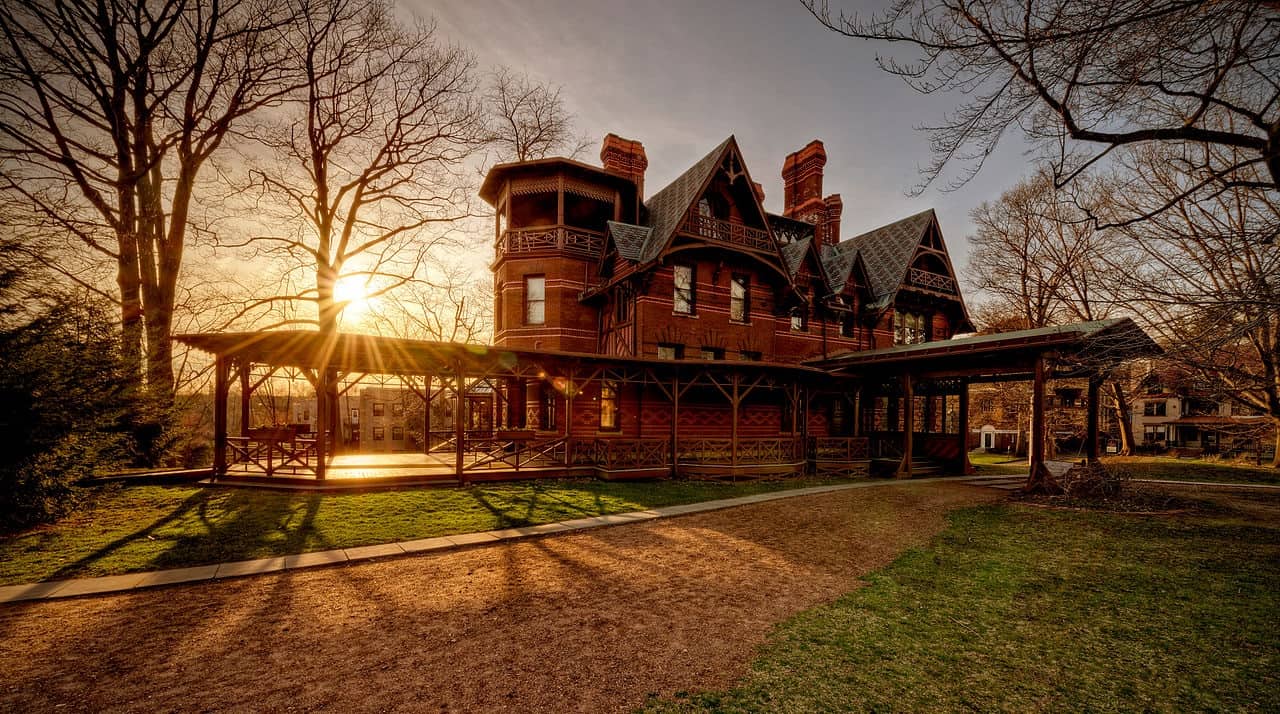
[605,221,652,261]
[630,136,735,263]
[844,208,936,309]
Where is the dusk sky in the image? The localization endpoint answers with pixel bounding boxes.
[425,0,1036,280]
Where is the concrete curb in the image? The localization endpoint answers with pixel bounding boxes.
[0,476,979,605]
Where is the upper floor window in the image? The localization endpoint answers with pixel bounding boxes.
[730,274,750,322]
[1143,400,1167,417]
[392,402,404,417]
[372,426,385,441]
[657,343,683,360]
[790,309,807,332]
[599,381,619,430]
[391,426,404,441]
[372,402,385,417]
[525,275,545,325]
[840,314,856,338]
[894,311,927,345]
[673,264,695,314]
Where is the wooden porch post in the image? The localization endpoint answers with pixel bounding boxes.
[423,374,432,455]
[238,362,251,435]
[315,368,328,481]
[1028,356,1048,488]
[1086,375,1101,465]
[898,373,913,478]
[670,373,680,477]
[213,356,230,476]
[730,372,740,474]
[959,379,973,475]
[454,363,466,485]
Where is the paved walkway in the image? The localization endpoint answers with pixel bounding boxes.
[0,476,974,605]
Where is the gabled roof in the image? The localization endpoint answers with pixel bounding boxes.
[781,236,811,277]
[845,208,937,309]
[628,136,735,263]
[819,240,860,296]
[605,221,652,262]
[767,213,815,245]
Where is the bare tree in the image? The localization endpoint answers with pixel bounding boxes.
[368,255,493,343]
[0,0,297,405]
[967,171,1139,455]
[1107,143,1280,466]
[485,66,590,164]
[803,0,1279,218]
[230,0,485,336]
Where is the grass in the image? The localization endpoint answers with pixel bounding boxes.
[0,476,847,586]
[967,450,1028,476]
[645,495,1280,712]
[1105,455,1280,485]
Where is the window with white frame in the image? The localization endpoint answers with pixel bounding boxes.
[525,275,545,325]
[673,264,695,314]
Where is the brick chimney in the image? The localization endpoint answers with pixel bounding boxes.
[781,140,827,220]
[752,181,766,204]
[823,193,843,247]
[600,133,648,200]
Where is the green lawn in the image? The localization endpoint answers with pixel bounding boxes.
[645,495,1280,712]
[967,450,1028,476]
[0,477,845,586]
[1105,455,1280,485]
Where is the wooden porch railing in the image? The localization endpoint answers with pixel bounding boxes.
[228,433,319,476]
[808,437,870,461]
[570,438,670,469]
[677,438,801,464]
[907,268,957,294]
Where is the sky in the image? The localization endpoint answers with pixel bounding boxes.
[418,0,1037,281]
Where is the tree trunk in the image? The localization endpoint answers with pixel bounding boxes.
[1272,421,1279,469]
[1111,381,1135,456]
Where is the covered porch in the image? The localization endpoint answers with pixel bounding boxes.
[177,331,871,488]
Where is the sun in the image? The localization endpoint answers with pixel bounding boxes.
[334,276,372,323]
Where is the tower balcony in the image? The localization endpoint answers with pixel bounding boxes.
[496,225,605,262]
[678,213,774,252]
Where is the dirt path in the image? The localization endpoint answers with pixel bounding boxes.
[0,482,997,713]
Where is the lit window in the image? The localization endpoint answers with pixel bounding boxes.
[790,309,807,332]
[657,343,683,360]
[540,384,557,431]
[599,381,619,430]
[673,264,695,314]
[894,311,927,344]
[730,274,750,322]
[525,275,545,325]
[700,347,724,360]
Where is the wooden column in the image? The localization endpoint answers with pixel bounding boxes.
[454,363,466,484]
[670,373,680,477]
[1086,375,1101,465]
[315,368,328,480]
[898,373,913,478]
[730,373,740,473]
[1029,356,1048,487]
[423,375,432,455]
[959,379,973,475]
[238,362,251,435]
[213,356,230,476]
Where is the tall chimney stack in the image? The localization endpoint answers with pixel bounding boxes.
[783,141,845,247]
[600,133,648,200]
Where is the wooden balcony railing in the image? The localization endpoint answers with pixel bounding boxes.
[907,268,957,294]
[497,227,605,260]
[679,214,774,252]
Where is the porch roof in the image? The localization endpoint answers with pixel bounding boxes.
[808,318,1161,379]
[175,330,831,378]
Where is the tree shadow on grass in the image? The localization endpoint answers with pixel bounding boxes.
[146,490,328,570]
[46,488,215,581]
